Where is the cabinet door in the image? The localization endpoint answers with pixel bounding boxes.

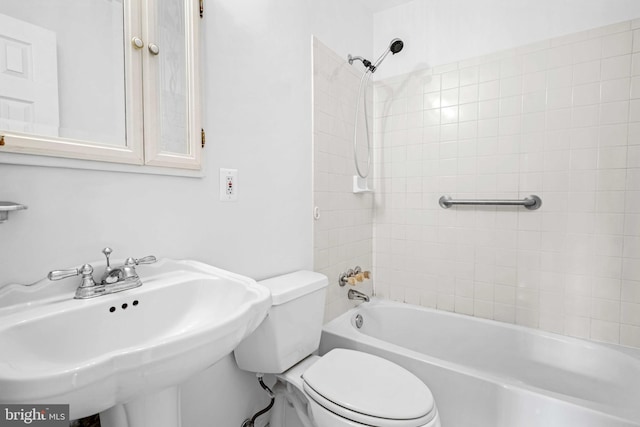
[142,0,201,169]
[0,2,144,165]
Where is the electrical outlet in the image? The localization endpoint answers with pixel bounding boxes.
[219,168,238,201]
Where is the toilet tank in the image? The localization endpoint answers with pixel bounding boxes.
[234,271,328,374]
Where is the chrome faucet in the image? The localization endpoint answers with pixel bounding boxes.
[348,289,370,303]
[48,247,157,299]
[99,247,156,285]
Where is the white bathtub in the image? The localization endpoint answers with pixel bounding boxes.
[320,299,640,427]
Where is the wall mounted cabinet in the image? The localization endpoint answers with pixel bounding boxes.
[0,0,202,170]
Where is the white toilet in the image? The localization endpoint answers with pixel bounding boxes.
[234,271,440,427]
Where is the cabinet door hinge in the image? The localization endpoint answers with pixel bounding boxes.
[199,0,204,18]
[201,128,206,148]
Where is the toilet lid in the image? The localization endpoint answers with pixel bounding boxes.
[302,349,435,422]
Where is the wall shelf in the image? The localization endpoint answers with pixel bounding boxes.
[353,176,373,193]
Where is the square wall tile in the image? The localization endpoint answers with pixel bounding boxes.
[601,55,632,80]
[343,20,640,348]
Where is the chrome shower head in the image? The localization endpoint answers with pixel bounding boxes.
[371,38,404,72]
[389,38,404,54]
[347,38,404,73]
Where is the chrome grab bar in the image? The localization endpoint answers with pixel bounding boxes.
[439,195,542,210]
[0,201,27,223]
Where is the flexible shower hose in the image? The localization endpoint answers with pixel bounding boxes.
[353,70,373,179]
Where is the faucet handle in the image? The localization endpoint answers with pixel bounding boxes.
[48,268,81,281]
[121,256,156,281]
[76,264,97,288]
[122,255,157,278]
[125,255,157,266]
[48,264,96,288]
[136,255,157,265]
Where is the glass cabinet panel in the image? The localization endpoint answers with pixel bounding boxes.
[0,1,130,148]
[158,0,188,154]
[0,0,201,171]
[143,0,201,169]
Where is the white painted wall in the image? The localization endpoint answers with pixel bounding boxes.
[0,0,371,425]
[372,0,640,80]
[0,1,371,286]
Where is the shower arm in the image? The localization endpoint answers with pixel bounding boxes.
[348,54,373,71]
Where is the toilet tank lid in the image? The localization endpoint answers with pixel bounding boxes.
[258,270,328,305]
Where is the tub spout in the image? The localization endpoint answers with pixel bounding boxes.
[348,289,370,302]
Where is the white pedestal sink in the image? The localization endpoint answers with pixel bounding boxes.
[0,259,271,427]
[99,387,180,427]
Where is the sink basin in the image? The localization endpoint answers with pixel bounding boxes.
[0,259,271,423]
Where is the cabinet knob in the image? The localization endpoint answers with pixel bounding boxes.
[148,43,160,55]
[132,37,144,49]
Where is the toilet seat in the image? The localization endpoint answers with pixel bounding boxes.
[301,349,437,427]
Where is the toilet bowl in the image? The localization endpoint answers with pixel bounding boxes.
[234,271,440,427]
[278,350,439,427]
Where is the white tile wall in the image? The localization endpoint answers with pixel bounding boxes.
[373,19,640,348]
[312,37,374,322]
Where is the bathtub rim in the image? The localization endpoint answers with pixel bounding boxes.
[321,298,640,425]
[325,298,640,360]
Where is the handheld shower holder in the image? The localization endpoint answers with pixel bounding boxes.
[347,54,373,71]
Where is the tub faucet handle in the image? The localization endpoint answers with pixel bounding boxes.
[339,270,351,287]
[339,274,358,286]
[339,267,371,286]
